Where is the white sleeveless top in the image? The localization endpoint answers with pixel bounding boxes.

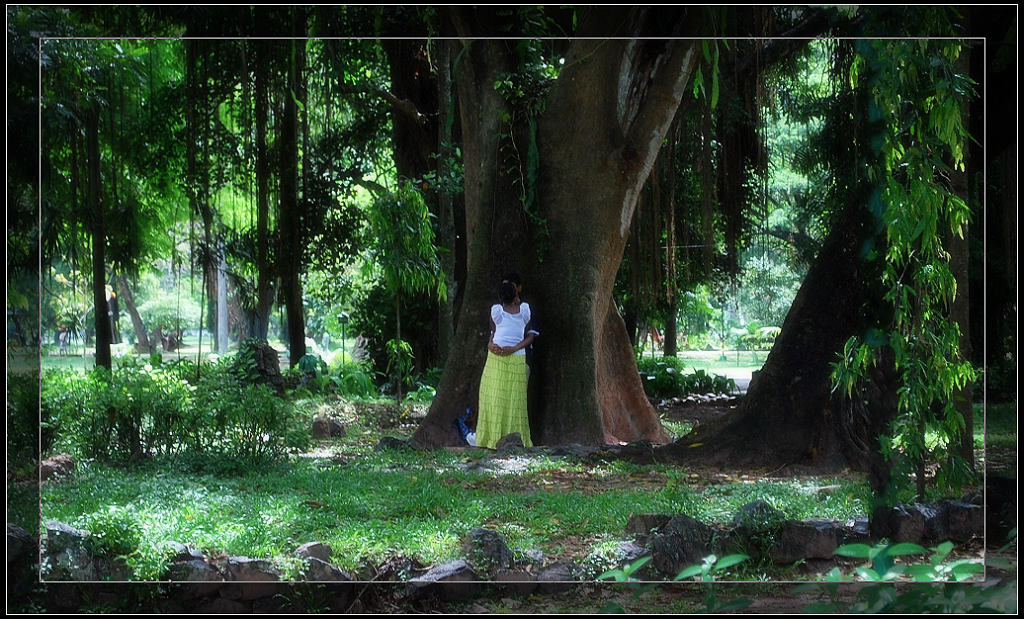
[491,302,531,355]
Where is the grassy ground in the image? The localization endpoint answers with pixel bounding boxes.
[40,396,879,582]
[649,349,766,380]
[24,342,1016,587]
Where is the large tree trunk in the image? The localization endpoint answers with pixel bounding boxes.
[656,198,888,472]
[415,10,697,447]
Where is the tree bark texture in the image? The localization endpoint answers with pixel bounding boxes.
[415,12,697,447]
[435,38,457,364]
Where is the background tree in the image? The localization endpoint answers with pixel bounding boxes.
[657,10,985,502]
[364,181,447,401]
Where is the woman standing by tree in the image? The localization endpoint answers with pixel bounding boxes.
[476,282,535,449]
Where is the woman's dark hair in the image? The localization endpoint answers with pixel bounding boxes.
[498,281,518,304]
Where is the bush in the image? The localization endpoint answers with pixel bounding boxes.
[80,506,142,557]
[42,361,196,461]
[106,357,194,458]
[42,356,308,467]
[329,361,380,399]
[636,358,737,398]
[637,356,688,399]
[43,368,115,460]
[682,369,737,395]
[8,371,41,465]
[191,363,309,466]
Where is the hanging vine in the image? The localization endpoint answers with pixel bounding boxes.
[832,38,978,501]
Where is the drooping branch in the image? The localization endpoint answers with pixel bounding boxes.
[334,82,429,126]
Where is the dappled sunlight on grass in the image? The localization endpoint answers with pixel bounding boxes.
[42,439,876,579]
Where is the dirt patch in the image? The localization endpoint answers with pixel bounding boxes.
[658,401,739,430]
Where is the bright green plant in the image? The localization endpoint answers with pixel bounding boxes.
[363,181,447,401]
[682,369,737,395]
[674,554,753,613]
[597,556,658,613]
[598,554,751,613]
[831,38,978,501]
[191,369,309,467]
[384,338,415,399]
[637,357,736,398]
[80,506,142,558]
[42,360,194,461]
[329,361,380,399]
[637,356,687,398]
[799,539,1005,614]
[42,368,109,459]
[829,540,982,582]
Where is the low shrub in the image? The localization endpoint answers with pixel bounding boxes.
[190,362,310,466]
[637,356,688,398]
[329,361,380,399]
[636,357,736,398]
[80,506,142,557]
[42,356,308,467]
[43,367,115,460]
[8,370,41,464]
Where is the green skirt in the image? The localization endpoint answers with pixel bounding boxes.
[476,352,532,449]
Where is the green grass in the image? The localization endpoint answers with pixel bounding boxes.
[673,350,766,380]
[41,422,874,581]
[982,401,1017,449]
[38,336,296,373]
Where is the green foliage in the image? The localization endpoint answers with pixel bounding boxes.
[191,365,310,467]
[637,357,736,398]
[832,540,983,582]
[80,506,142,557]
[363,181,446,302]
[42,354,308,467]
[692,39,723,110]
[637,356,688,398]
[328,360,381,399]
[729,502,788,562]
[832,39,978,501]
[403,367,443,403]
[384,339,415,396]
[7,371,42,465]
[798,539,1006,614]
[678,286,718,349]
[599,554,752,613]
[598,555,654,583]
[136,288,201,332]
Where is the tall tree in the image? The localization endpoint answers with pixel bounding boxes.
[279,31,306,366]
[252,37,275,339]
[415,7,705,446]
[656,21,980,497]
[86,104,112,369]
